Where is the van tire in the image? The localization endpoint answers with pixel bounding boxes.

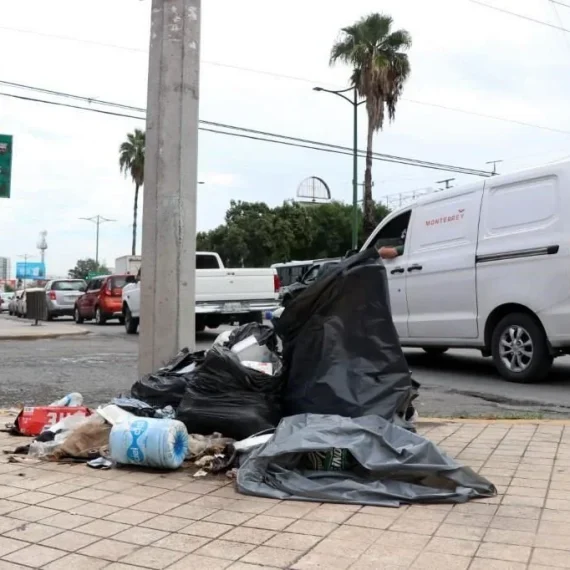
[422,347,448,356]
[491,313,552,383]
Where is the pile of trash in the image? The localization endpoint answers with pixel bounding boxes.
[3,249,496,506]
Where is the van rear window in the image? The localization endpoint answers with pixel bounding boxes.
[111,277,129,289]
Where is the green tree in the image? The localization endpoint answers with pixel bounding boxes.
[196,199,391,267]
[68,259,109,280]
[119,129,145,256]
[3,283,14,293]
[330,13,411,237]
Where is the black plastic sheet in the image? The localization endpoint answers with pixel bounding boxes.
[130,349,205,409]
[176,345,283,440]
[237,414,497,506]
[275,248,414,421]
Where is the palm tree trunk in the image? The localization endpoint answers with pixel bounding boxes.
[363,122,376,239]
[132,183,139,256]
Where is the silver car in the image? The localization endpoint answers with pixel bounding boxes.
[9,290,23,316]
[0,292,13,312]
[45,279,87,319]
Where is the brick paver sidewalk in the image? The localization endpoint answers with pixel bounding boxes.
[1,420,570,569]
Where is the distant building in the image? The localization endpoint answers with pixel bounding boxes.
[0,257,10,280]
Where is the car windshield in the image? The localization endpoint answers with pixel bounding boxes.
[52,281,85,291]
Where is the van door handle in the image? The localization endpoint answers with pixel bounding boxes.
[390,267,405,274]
[408,264,423,272]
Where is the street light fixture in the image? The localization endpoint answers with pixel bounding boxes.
[313,85,366,250]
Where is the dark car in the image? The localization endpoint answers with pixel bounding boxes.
[281,259,340,306]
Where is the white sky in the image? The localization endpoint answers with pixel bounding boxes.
[0,0,569,276]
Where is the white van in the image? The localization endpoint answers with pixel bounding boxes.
[363,159,570,383]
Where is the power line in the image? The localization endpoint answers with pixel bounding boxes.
[548,0,570,53]
[0,26,569,138]
[469,0,570,33]
[0,87,493,177]
[552,0,570,8]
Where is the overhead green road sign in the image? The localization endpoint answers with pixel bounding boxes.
[87,271,106,280]
[0,134,13,199]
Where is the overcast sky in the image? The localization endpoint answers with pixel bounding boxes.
[0,0,569,277]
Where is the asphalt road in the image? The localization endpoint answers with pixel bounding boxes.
[2,314,570,418]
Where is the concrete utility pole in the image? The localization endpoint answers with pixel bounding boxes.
[139,0,201,375]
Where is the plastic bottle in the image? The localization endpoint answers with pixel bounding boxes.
[49,393,84,407]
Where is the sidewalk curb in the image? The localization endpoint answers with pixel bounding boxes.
[0,330,90,341]
[419,417,570,426]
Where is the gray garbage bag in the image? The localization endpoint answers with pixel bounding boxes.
[237,414,496,506]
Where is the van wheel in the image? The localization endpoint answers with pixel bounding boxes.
[422,347,448,356]
[491,313,552,383]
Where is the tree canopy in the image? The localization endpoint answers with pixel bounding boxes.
[197,200,390,267]
[330,13,411,237]
[68,259,110,280]
[119,129,146,256]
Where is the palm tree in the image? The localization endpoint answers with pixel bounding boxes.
[330,13,412,237]
[119,129,145,255]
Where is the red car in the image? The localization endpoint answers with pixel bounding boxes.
[74,274,135,325]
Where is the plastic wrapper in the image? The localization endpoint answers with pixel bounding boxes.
[176,345,283,440]
[274,248,415,421]
[227,324,282,376]
[237,414,497,506]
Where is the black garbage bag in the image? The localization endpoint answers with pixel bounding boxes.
[227,323,279,354]
[274,248,414,421]
[237,414,497,506]
[130,349,205,409]
[176,345,283,440]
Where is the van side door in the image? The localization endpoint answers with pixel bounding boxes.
[366,209,413,338]
[405,184,484,339]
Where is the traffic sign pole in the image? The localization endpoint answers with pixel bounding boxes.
[0,134,13,199]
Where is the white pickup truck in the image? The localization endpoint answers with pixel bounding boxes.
[121,252,280,334]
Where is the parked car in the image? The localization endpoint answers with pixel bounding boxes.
[45,279,86,320]
[0,292,13,312]
[362,158,570,383]
[74,274,135,325]
[281,259,341,306]
[16,290,27,318]
[122,252,281,335]
[8,291,22,316]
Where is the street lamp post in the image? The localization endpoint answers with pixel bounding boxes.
[313,85,365,251]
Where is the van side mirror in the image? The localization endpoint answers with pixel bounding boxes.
[345,249,358,258]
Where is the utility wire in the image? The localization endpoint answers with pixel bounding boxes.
[0,87,493,176]
[552,0,570,8]
[0,25,568,137]
[548,0,570,52]
[469,0,570,32]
